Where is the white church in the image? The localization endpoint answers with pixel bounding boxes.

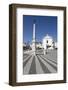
[42,34,57,50]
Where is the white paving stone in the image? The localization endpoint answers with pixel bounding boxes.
[38,55,56,73]
[23,55,34,74]
[40,55,57,67]
[35,55,44,74]
[23,54,32,63]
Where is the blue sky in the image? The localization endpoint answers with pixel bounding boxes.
[23,15,57,44]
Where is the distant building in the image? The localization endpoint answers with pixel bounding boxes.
[30,42,43,49]
[23,43,31,50]
[42,34,57,50]
[23,43,26,47]
[36,42,43,49]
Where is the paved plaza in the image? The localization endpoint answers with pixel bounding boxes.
[23,49,57,75]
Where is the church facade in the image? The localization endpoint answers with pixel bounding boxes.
[42,34,57,50]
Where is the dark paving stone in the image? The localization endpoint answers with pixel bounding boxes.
[40,55,57,71]
[23,55,32,68]
[23,54,29,60]
[29,56,36,74]
[37,55,51,73]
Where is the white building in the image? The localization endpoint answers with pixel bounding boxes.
[36,42,43,49]
[30,42,43,49]
[42,34,55,50]
[55,42,57,49]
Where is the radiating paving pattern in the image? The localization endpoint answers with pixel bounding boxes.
[23,49,57,75]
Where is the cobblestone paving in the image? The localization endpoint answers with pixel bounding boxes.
[23,49,57,75]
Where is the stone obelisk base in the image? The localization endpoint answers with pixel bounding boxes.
[32,41,36,55]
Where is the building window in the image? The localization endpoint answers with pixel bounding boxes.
[46,40,48,43]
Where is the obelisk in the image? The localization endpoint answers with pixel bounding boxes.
[32,20,36,55]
